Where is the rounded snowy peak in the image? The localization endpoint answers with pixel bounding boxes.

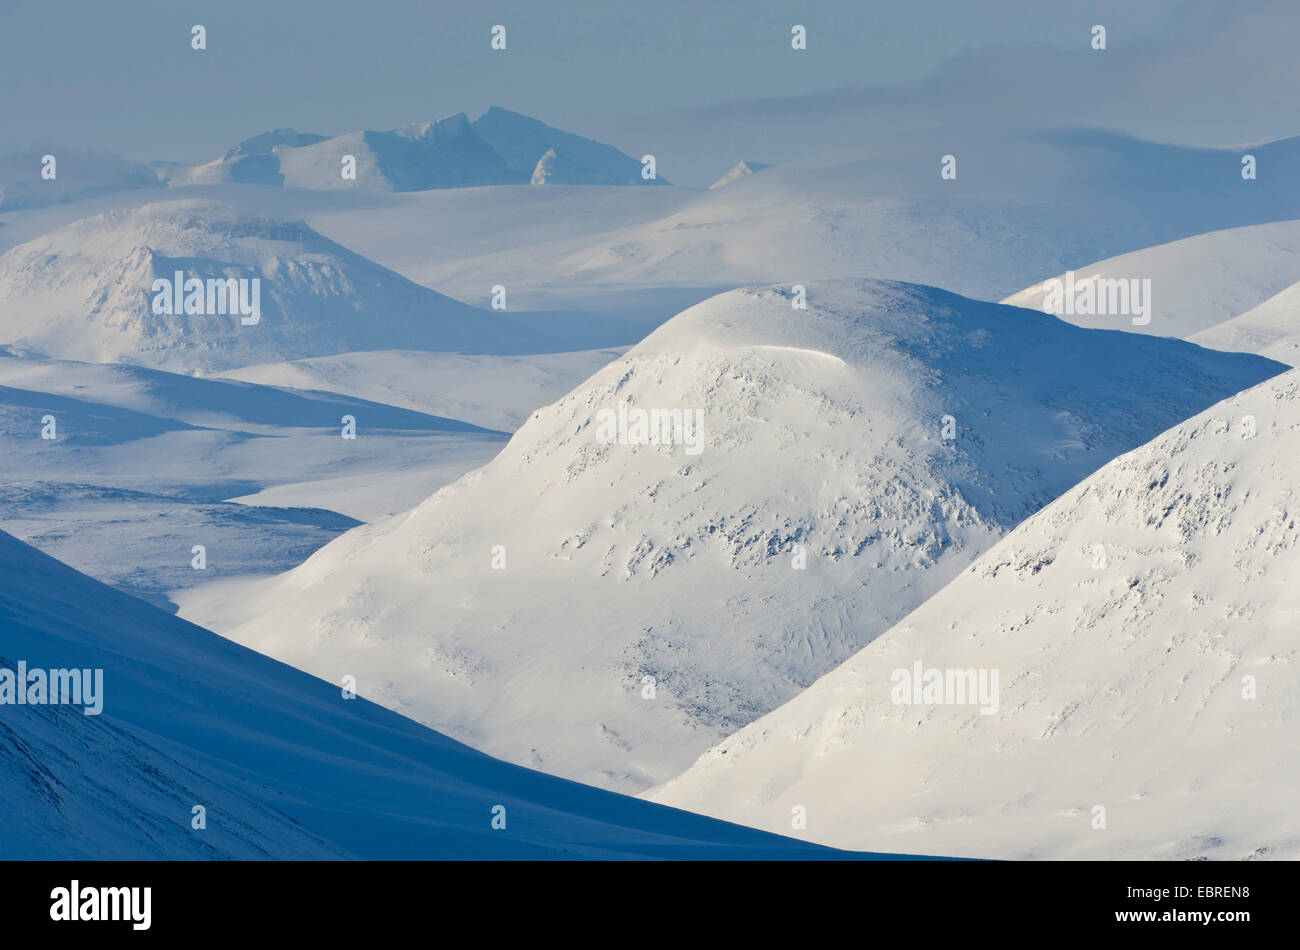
[0,199,496,371]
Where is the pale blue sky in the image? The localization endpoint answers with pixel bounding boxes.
[2,0,1292,185]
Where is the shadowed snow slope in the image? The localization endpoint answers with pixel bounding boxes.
[175,279,1285,793]
[0,199,516,371]
[650,370,1300,861]
[0,527,878,860]
[0,347,505,605]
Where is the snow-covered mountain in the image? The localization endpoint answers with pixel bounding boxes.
[650,369,1300,861]
[0,526,872,859]
[0,199,519,371]
[474,107,660,186]
[174,279,1284,793]
[169,108,660,192]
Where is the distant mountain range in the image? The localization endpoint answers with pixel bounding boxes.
[0,108,668,211]
[175,107,668,192]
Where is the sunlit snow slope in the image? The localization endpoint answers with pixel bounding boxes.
[651,370,1300,861]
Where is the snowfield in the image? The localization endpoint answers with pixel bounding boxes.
[649,370,1300,860]
[0,346,506,607]
[216,348,624,431]
[174,278,1284,793]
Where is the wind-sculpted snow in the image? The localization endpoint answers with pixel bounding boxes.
[651,370,1300,860]
[175,279,1285,793]
[0,528,880,859]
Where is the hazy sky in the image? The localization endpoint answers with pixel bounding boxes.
[2,0,1293,185]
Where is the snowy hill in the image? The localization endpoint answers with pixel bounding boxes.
[0,527,874,859]
[1002,219,1300,339]
[0,199,518,371]
[175,279,1284,793]
[650,370,1300,860]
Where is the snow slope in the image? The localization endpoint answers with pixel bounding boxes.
[175,279,1285,793]
[474,107,660,186]
[0,527,872,859]
[650,370,1300,861]
[217,348,624,431]
[0,199,519,371]
[1191,279,1300,364]
[176,129,329,186]
[1002,219,1300,339]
